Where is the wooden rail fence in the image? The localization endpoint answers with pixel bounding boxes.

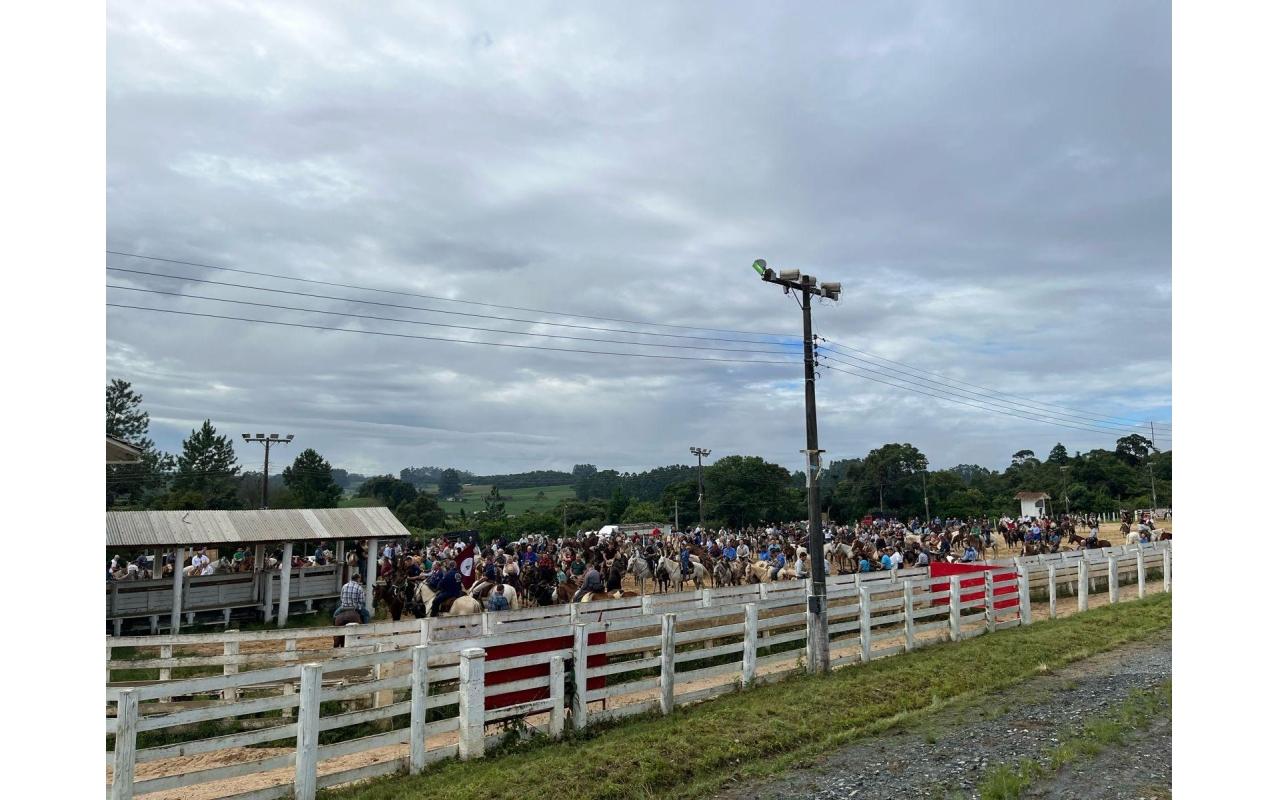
[105,541,1170,800]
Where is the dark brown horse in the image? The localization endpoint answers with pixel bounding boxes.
[1068,532,1112,550]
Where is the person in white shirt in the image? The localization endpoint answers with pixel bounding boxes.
[383,544,394,561]
[889,548,903,570]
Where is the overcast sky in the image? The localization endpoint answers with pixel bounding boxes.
[105,0,1171,478]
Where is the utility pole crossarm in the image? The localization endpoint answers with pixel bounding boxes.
[241,432,294,509]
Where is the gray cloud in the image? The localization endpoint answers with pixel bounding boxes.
[107,0,1171,476]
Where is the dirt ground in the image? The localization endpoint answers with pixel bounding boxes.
[708,633,1172,800]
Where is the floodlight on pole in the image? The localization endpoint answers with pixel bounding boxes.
[242,431,295,509]
[689,447,711,529]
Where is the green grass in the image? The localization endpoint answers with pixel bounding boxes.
[322,593,1171,800]
[977,678,1172,799]
[433,484,576,516]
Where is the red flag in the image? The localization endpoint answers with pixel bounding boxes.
[457,543,477,589]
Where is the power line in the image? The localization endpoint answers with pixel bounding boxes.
[819,337,1171,430]
[107,265,799,349]
[106,284,798,356]
[815,347,1169,435]
[106,250,798,342]
[817,360,1149,439]
[106,303,801,366]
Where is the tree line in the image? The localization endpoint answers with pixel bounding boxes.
[107,379,1172,542]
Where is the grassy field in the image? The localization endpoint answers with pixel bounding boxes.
[322,593,1171,800]
[338,484,574,516]
[434,484,575,516]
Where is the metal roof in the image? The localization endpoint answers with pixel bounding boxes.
[105,507,411,548]
[107,436,144,464]
[1014,491,1051,501]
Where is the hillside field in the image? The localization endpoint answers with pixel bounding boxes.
[435,483,575,515]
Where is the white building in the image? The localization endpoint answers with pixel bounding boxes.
[1015,491,1051,519]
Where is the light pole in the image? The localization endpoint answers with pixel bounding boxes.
[241,433,294,509]
[689,447,711,530]
[1060,466,1070,517]
[753,258,840,674]
[922,470,930,522]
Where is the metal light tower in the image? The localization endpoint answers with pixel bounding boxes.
[689,447,711,530]
[753,258,840,674]
[242,432,294,509]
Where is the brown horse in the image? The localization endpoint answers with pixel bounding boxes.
[332,608,363,647]
[1068,532,1111,550]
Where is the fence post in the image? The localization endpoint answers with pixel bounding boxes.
[701,588,712,608]
[409,645,429,774]
[1077,560,1089,613]
[457,648,486,760]
[859,585,872,663]
[1137,550,1147,598]
[641,595,653,614]
[110,688,138,800]
[1107,555,1119,604]
[374,642,393,710]
[293,663,322,800]
[1017,564,1031,626]
[482,611,493,636]
[419,617,432,645]
[660,613,676,714]
[1047,564,1058,619]
[572,623,589,730]
[983,571,996,633]
[759,582,768,600]
[902,580,915,651]
[948,575,962,641]
[1163,548,1171,592]
[742,604,758,686]
[549,654,566,739]
[222,638,240,701]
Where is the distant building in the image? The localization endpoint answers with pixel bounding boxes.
[106,436,143,464]
[1015,491,1051,518]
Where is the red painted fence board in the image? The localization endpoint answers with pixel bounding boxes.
[484,629,606,711]
[928,562,1019,610]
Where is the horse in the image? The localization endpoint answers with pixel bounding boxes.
[1067,532,1111,550]
[627,553,654,595]
[332,608,363,648]
[713,559,733,588]
[375,582,407,621]
[657,554,707,591]
[824,542,855,573]
[414,582,483,616]
[470,581,521,611]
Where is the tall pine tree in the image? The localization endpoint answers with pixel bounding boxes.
[169,420,241,509]
[282,448,343,508]
[106,379,174,508]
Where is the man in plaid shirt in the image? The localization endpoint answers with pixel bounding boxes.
[335,573,370,624]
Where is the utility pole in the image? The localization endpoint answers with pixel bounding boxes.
[241,433,294,509]
[674,501,679,532]
[1060,466,1070,516]
[1148,462,1158,509]
[689,447,711,530]
[753,258,840,674]
[922,470,930,522]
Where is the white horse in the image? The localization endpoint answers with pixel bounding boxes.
[627,552,654,595]
[414,582,483,616]
[469,580,521,611]
[657,554,707,591]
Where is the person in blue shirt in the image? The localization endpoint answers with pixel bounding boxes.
[679,544,691,576]
[880,552,893,571]
[723,544,737,561]
[858,556,872,573]
[429,561,463,616]
[962,544,978,563]
[769,549,786,581]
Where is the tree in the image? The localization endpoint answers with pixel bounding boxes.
[437,468,464,498]
[621,500,664,524]
[480,485,506,519]
[169,420,240,509]
[357,475,418,508]
[861,443,928,513]
[396,493,447,530]
[1114,434,1154,465]
[1011,449,1037,467]
[105,379,174,507]
[282,448,343,508]
[606,487,630,524]
[704,455,803,527]
[1047,443,1069,466]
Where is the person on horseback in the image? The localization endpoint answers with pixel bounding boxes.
[429,560,463,617]
[572,563,604,602]
[487,583,510,612]
[335,574,370,625]
[679,543,692,577]
[769,546,786,581]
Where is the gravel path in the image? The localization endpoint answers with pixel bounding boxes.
[712,633,1171,800]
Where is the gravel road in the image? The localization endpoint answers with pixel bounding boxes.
[712,633,1172,800]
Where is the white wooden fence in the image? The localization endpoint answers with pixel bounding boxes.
[106,541,1170,800]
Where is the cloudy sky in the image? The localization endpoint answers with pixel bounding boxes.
[105,0,1171,478]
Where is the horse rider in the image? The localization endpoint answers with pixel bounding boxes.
[572,562,605,602]
[487,582,510,612]
[794,551,809,580]
[429,560,463,617]
[679,542,692,578]
[769,546,786,581]
[335,573,371,625]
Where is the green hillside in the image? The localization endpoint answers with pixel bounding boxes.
[434,483,575,516]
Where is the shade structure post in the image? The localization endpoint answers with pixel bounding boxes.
[365,538,378,617]
[277,542,293,628]
[170,546,185,634]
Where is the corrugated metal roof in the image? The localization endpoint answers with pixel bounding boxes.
[105,507,411,548]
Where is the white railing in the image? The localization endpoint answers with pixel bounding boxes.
[105,542,1170,800]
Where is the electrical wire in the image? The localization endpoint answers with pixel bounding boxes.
[819,337,1171,430]
[815,347,1170,435]
[106,250,798,342]
[817,360,1147,439]
[106,303,801,366]
[106,284,798,356]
